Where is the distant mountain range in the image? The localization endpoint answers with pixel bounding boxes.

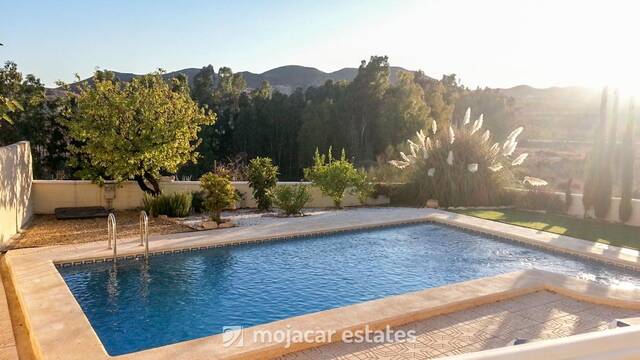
[49,64,604,139]
[51,65,413,96]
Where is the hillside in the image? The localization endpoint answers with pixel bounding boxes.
[50,65,413,96]
[49,64,609,141]
[499,85,602,140]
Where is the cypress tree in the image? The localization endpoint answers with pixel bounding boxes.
[583,87,609,217]
[619,99,635,223]
[594,89,618,218]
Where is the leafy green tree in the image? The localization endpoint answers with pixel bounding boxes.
[231,80,307,180]
[0,62,24,126]
[64,70,216,194]
[0,96,22,125]
[231,92,257,157]
[379,71,430,150]
[200,171,240,223]
[255,80,272,99]
[415,72,460,129]
[0,62,69,178]
[297,80,350,169]
[214,67,246,108]
[246,157,279,210]
[619,100,635,222]
[346,56,390,163]
[191,65,216,109]
[304,147,370,208]
[170,73,190,94]
[454,88,516,139]
[184,65,218,176]
[211,67,247,159]
[187,66,248,177]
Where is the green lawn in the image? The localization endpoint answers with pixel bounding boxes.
[452,209,640,251]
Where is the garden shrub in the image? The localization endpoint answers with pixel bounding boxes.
[247,157,279,211]
[142,192,192,217]
[191,191,206,213]
[496,189,520,207]
[371,183,420,206]
[352,173,374,204]
[200,171,240,223]
[304,148,371,208]
[272,185,311,216]
[515,189,565,213]
[142,193,155,215]
[389,108,546,207]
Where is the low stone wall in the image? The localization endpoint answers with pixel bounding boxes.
[563,192,640,226]
[0,142,33,245]
[508,188,640,227]
[31,180,389,214]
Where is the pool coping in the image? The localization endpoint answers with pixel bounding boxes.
[4,208,640,359]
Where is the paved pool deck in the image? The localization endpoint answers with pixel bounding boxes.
[3,207,640,359]
[280,290,640,359]
[0,257,19,360]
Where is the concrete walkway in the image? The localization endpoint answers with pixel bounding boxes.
[0,256,19,360]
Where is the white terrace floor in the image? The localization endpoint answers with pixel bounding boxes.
[4,207,640,360]
[280,290,639,359]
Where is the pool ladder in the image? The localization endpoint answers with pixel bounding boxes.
[106,211,150,263]
[139,210,149,259]
[107,213,117,263]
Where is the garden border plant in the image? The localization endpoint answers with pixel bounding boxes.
[304,147,372,208]
[272,184,311,216]
[247,157,279,211]
[142,192,192,218]
[389,108,547,207]
[200,170,240,223]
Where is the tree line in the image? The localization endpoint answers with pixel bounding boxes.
[583,88,636,222]
[0,56,517,181]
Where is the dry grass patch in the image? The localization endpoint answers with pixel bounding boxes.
[11,211,194,248]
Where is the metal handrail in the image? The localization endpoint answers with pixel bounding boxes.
[139,210,149,259]
[107,213,117,263]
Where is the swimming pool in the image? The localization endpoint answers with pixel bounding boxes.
[59,222,640,355]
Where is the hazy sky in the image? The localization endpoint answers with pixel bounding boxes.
[2,0,639,92]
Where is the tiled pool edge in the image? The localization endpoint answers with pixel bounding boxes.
[427,211,640,271]
[110,271,640,360]
[3,256,106,360]
[51,212,640,272]
[5,208,640,359]
[52,218,433,267]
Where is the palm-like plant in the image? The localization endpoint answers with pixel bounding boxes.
[389,108,546,207]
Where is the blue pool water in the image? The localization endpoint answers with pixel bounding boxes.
[59,223,640,355]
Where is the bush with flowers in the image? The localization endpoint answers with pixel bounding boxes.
[390,108,546,207]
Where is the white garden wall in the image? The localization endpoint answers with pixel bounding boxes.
[25,179,640,226]
[0,141,33,245]
[31,180,389,214]
[563,192,640,227]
